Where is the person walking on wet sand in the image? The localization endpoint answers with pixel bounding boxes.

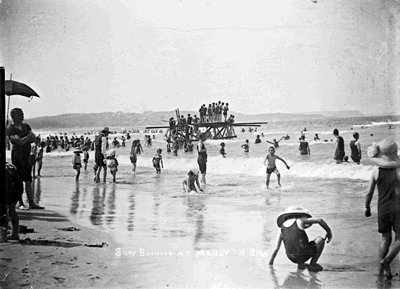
[94,127,110,183]
[72,148,82,182]
[263,146,290,189]
[106,149,119,183]
[269,206,333,272]
[365,139,400,280]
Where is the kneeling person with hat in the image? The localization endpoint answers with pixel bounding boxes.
[183,167,204,194]
[269,206,333,272]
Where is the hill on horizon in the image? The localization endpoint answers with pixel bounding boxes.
[25,110,366,129]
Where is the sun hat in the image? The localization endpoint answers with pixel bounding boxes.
[190,166,199,175]
[277,206,312,227]
[73,148,83,154]
[102,127,111,134]
[368,138,400,168]
[106,149,116,157]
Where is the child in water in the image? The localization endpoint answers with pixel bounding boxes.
[72,148,83,182]
[173,138,179,156]
[263,146,290,189]
[152,148,164,174]
[182,167,204,193]
[106,149,119,183]
[241,139,249,152]
[219,142,226,158]
[269,206,333,272]
[267,136,284,148]
[365,139,400,280]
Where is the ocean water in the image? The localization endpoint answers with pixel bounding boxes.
[8,115,400,288]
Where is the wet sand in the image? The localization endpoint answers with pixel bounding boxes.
[2,173,400,289]
[0,209,117,289]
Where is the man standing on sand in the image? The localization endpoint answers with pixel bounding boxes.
[333,129,345,164]
[94,127,110,182]
[6,108,44,209]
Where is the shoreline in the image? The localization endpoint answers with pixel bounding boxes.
[0,208,119,289]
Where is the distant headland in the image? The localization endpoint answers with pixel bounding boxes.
[26,110,366,129]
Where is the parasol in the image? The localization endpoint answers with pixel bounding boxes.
[4,77,40,125]
[5,80,40,98]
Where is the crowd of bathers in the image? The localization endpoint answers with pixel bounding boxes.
[198,102,230,123]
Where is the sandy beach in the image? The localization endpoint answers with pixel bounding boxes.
[2,166,400,289]
[0,209,118,289]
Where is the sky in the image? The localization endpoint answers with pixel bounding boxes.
[0,0,399,119]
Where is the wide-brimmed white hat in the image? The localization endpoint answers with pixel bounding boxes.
[73,148,83,154]
[368,139,400,168]
[277,206,311,227]
[190,166,199,175]
[106,149,116,157]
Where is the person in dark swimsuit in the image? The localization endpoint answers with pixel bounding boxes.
[365,139,400,280]
[333,129,345,164]
[94,127,110,182]
[197,134,207,184]
[6,108,44,210]
[349,132,361,164]
[269,207,333,272]
[299,135,310,155]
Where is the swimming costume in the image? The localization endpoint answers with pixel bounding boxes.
[266,167,279,175]
[350,140,360,163]
[299,141,309,155]
[94,134,107,167]
[376,168,400,233]
[334,136,345,160]
[197,142,207,173]
[281,219,317,264]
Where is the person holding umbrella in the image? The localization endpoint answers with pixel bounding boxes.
[6,108,44,209]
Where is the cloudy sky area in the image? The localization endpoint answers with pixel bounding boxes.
[0,0,398,118]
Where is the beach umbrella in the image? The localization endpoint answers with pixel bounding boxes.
[5,80,40,98]
[4,78,40,124]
